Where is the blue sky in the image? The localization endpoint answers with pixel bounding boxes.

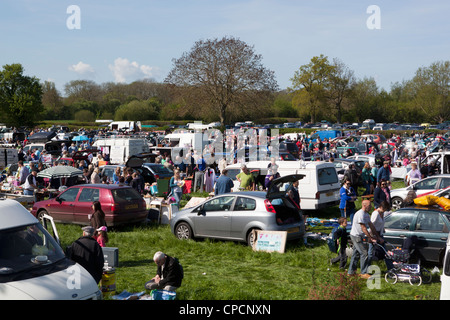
[1,0,449,95]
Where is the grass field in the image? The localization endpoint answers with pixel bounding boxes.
[56,181,443,300]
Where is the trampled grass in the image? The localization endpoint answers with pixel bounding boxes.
[55,181,442,300]
[58,221,442,300]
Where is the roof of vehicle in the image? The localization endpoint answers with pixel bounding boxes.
[332,158,364,163]
[0,199,38,230]
[65,184,134,190]
[225,160,335,170]
[395,205,450,214]
[219,191,267,198]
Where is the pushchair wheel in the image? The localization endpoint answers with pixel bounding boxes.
[409,274,422,286]
[385,270,398,284]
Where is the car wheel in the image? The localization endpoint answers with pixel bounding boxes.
[391,197,403,210]
[175,222,193,240]
[37,209,49,221]
[246,229,259,247]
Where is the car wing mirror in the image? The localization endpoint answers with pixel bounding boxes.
[197,205,205,216]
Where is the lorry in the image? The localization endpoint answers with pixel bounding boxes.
[310,130,342,142]
[0,199,102,300]
[93,136,150,164]
[108,121,141,132]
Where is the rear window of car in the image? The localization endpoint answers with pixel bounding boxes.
[147,164,173,174]
[112,188,142,202]
[226,169,241,180]
[318,167,339,185]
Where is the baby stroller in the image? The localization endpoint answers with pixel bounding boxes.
[374,238,432,286]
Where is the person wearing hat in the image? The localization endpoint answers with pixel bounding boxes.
[67,225,104,284]
[95,226,108,247]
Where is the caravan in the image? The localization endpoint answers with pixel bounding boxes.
[224,160,340,210]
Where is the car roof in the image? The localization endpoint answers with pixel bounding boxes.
[396,205,450,214]
[0,199,38,230]
[67,184,133,190]
[223,191,267,198]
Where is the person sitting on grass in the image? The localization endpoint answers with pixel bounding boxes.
[145,251,183,292]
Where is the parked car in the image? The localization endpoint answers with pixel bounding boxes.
[440,232,450,299]
[346,154,376,167]
[0,199,102,300]
[390,174,450,210]
[126,154,173,183]
[31,184,148,226]
[170,174,306,246]
[279,141,300,159]
[383,206,450,264]
[332,158,365,185]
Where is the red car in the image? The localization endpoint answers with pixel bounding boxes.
[31,184,148,227]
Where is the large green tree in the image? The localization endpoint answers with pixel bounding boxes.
[290,54,335,123]
[0,64,43,127]
[406,60,450,123]
[326,58,355,123]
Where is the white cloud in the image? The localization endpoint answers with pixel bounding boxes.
[108,57,157,83]
[68,61,95,75]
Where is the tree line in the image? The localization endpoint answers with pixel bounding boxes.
[0,36,448,128]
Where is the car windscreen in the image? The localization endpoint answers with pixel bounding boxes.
[0,223,66,279]
[112,187,143,202]
[318,167,339,185]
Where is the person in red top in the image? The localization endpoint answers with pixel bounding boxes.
[95,226,108,247]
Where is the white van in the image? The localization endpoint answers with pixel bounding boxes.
[440,233,450,300]
[0,199,102,300]
[224,161,341,210]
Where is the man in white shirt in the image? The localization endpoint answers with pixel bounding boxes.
[348,200,381,279]
[369,201,394,270]
[23,170,38,197]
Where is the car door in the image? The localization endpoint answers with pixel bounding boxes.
[414,211,449,263]
[192,196,235,238]
[51,187,81,222]
[413,177,440,196]
[73,187,101,224]
[230,196,258,240]
[383,210,418,248]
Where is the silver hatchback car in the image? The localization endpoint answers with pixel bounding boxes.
[170,175,306,246]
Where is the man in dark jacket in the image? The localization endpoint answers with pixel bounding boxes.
[145,251,183,291]
[67,226,104,284]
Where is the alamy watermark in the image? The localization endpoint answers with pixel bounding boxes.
[66,5,81,30]
[366,5,381,30]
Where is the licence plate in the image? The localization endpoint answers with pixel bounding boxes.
[287,227,300,233]
[326,191,334,197]
[125,204,138,210]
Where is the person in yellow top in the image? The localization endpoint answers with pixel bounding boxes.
[236,164,255,191]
